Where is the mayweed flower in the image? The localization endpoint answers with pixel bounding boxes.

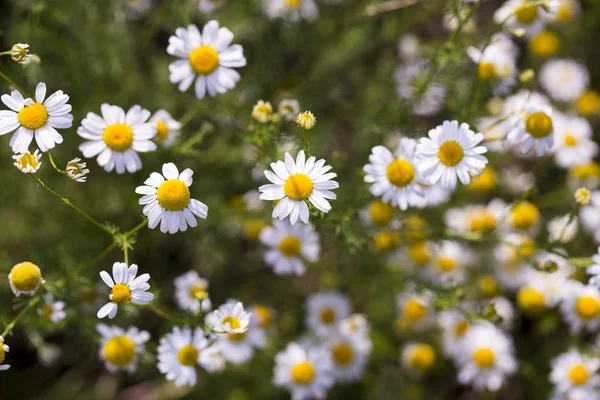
[576,90,600,117]
[259,219,320,276]
[326,332,371,382]
[429,241,472,287]
[9,261,43,296]
[296,111,317,130]
[278,99,300,121]
[416,120,488,190]
[10,43,32,64]
[136,163,208,234]
[259,150,338,224]
[198,0,226,13]
[550,348,600,395]
[507,201,541,234]
[548,0,581,23]
[539,59,589,102]
[65,157,89,182]
[437,310,471,357]
[401,342,437,376]
[396,289,435,332]
[559,282,600,333]
[206,301,251,334]
[444,199,506,235]
[150,110,181,148]
[77,104,156,174]
[252,304,275,330]
[467,34,518,94]
[0,82,73,153]
[96,324,150,372]
[493,0,553,37]
[529,30,561,57]
[273,342,334,400]
[97,262,154,319]
[167,21,246,99]
[174,270,212,314]
[363,139,425,210]
[252,100,273,123]
[306,292,351,337]
[0,336,9,371]
[39,294,66,324]
[264,0,319,22]
[575,188,591,205]
[551,114,597,168]
[157,326,214,387]
[507,103,555,156]
[12,150,41,174]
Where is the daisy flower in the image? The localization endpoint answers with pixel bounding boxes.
[547,214,579,244]
[569,162,600,190]
[0,82,72,153]
[39,293,66,324]
[506,201,541,234]
[550,348,600,395]
[150,110,181,148]
[361,200,397,229]
[259,219,319,276]
[273,342,334,400]
[394,59,447,116]
[259,150,339,225]
[278,99,300,121]
[396,288,435,332]
[199,0,226,13]
[77,104,156,174]
[167,21,246,99]
[306,292,351,337]
[401,342,437,377]
[551,114,598,168]
[438,310,471,357]
[174,271,212,314]
[251,304,276,330]
[507,101,556,156]
[493,233,535,290]
[580,191,600,243]
[575,90,600,117]
[96,324,150,373]
[0,336,9,371]
[444,199,506,235]
[135,163,208,234]
[397,241,434,274]
[206,301,251,334]
[493,0,552,37]
[429,241,472,287]
[12,150,42,174]
[467,34,518,95]
[547,0,581,23]
[263,0,319,22]
[560,282,600,333]
[339,314,371,344]
[529,30,561,57]
[252,100,273,123]
[454,322,517,392]
[157,326,213,387]
[65,157,90,182]
[363,139,425,210]
[97,262,154,319]
[9,261,43,296]
[326,332,370,382]
[416,120,488,189]
[517,259,573,314]
[540,59,589,102]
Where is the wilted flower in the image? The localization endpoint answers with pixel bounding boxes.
[10,43,32,64]
[65,157,89,182]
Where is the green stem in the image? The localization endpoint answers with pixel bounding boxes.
[123,236,129,265]
[0,51,11,56]
[125,218,148,238]
[2,295,41,337]
[47,152,65,174]
[0,68,26,94]
[303,131,309,155]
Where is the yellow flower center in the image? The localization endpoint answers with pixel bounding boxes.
[9,262,42,292]
[386,159,415,188]
[564,134,578,147]
[254,305,273,329]
[517,287,545,314]
[410,344,436,372]
[332,343,354,366]
[515,3,538,24]
[17,153,39,169]
[472,348,495,369]
[436,257,457,273]
[0,343,4,364]
[454,321,470,337]
[156,121,169,141]
[189,45,219,75]
[518,238,536,257]
[283,174,313,201]
[243,219,266,241]
[468,167,496,192]
[511,202,539,230]
[279,236,301,257]
[571,161,600,180]
[222,316,241,330]
[285,0,302,7]
[369,200,394,227]
[529,30,560,57]
[403,215,427,241]
[177,344,199,366]
[41,305,54,319]
[477,62,496,81]
[469,211,496,232]
[103,123,134,152]
[189,284,207,300]
[227,331,248,342]
[103,336,136,367]
[575,296,600,320]
[404,299,426,323]
[111,283,132,303]
[569,364,589,385]
[576,91,600,116]
[525,112,553,139]
[409,242,430,265]
[17,103,48,130]
[320,307,336,324]
[478,275,499,298]
[374,232,400,252]
[557,4,574,21]
[156,180,191,211]
[437,141,464,167]
[291,361,315,385]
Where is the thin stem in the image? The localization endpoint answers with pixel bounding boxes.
[364,0,418,16]
[47,152,65,174]
[2,295,41,337]
[0,68,26,94]
[31,175,114,236]
[0,51,11,56]
[123,236,129,265]
[303,131,309,155]
[125,218,148,238]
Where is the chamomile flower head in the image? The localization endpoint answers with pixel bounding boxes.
[273,342,334,400]
[529,29,561,57]
[454,322,518,392]
[326,332,370,382]
[547,0,581,23]
[306,292,351,337]
[39,293,66,324]
[65,157,89,182]
[580,192,600,243]
[467,34,518,94]
[416,120,488,190]
[150,109,181,148]
[429,241,472,287]
[551,114,597,168]
[339,314,371,343]
[444,199,506,235]
[206,301,251,334]
[493,0,552,37]
[252,100,273,123]
[575,187,591,206]
[12,149,41,174]
[517,260,573,314]
[548,214,579,244]
[296,111,317,130]
[278,99,300,121]
[264,0,319,22]
[9,261,43,296]
[560,282,600,333]
[198,0,226,13]
[157,326,213,387]
[363,139,426,210]
[575,90,600,117]
[97,262,153,319]
[259,219,320,276]
[174,271,212,314]
[493,233,535,290]
[550,348,600,394]
[396,288,435,332]
[136,163,208,234]
[540,59,589,102]
[252,304,276,330]
[259,150,339,225]
[394,59,447,116]
[397,241,434,275]
[507,201,541,234]
[167,21,246,99]
[360,200,398,228]
[569,162,600,190]
[401,342,437,377]
[437,310,471,357]
[10,43,32,64]
[507,103,555,156]
[77,104,156,174]
[96,324,150,373]
[0,82,72,153]
[0,336,9,371]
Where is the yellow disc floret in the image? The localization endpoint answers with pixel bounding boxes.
[409,242,430,265]
[18,103,48,130]
[41,305,54,319]
[254,305,273,329]
[438,141,464,167]
[177,344,199,366]
[469,210,496,232]
[111,283,132,303]
[569,364,589,385]
[409,344,436,372]
[564,134,578,147]
[189,284,207,300]
[386,159,415,188]
[369,200,394,228]
[472,348,495,369]
[103,124,134,152]
[279,236,302,257]
[284,174,313,201]
[511,202,539,230]
[156,121,169,141]
[320,307,336,324]
[17,153,39,170]
[103,336,136,367]
[575,296,600,320]
[9,262,42,293]
[515,3,539,24]
[517,286,545,315]
[243,219,266,241]
[189,46,219,75]
[157,180,191,211]
[468,167,496,192]
[227,331,248,342]
[477,62,496,81]
[576,90,600,116]
[478,275,499,298]
[332,343,354,366]
[222,316,241,330]
[525,112,553,139]
[529,30,560,57]
[404,299,426,323]
[291,361,315,385]
[436,257,457,273]
[454,321,470,337]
